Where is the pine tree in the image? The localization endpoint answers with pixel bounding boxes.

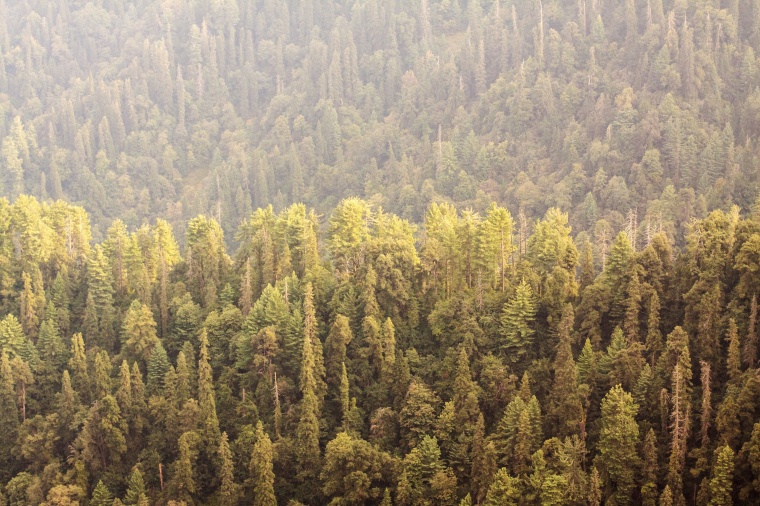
[325,314,353,393]
[198,329,220,446]
[124,467,147,505]
[116,361,133,424]
[500,279,537,360]
[172,431,199,502]
[549,304,583,437]
[296,320,321,479]
[339,362,350,430]
[217,432,240,506]
[726,319,742,386]
[93,350,113,399]
[69,333,90,403]
[471,414,496,503]
[122,300,159,364]
[303,282,326,405]
[596,384,640,505]
[0,352,18,481]
[90,480,113,506]
[250,421,276,506]
[381,318,396,375]
[666,327,692,505]
[708,445,734,506]
[0,314,25,358]
[641,429,659,506]
[588,467,602,506]
[482,467,520,506]
[147,341,170,396]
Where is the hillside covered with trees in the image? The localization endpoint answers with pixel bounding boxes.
[3,0,760,505]
[3,0,760,243]
[0,196,758,505]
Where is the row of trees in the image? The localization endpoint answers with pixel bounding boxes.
[0,194,759,505]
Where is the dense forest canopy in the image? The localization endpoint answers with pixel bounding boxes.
[3,0,760,505]
[2,0,760,244]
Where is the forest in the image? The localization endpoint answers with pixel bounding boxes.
[0,195,758,506]
[2,0,760,505]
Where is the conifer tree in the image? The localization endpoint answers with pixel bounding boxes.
[69,333,90,404]
[381,317,396,374]
[296,320,321,478]
[325,314,352,393]
[93,350,113,399]
[641,429,660,506]
[726,319,742,386]
[709,445,734,506]
[0,352,18,481]
[303,282,326,405]
[198,329,220,446]
[124,467,147,505]
[549,304,583,437]
[250,421,276,506]
[122,300,159,364]
[172,431,199,503]
[596,384,640,505]
[500,279,537,361]
[482,467,520,506]
[0,314,25,358]
[175,351,191,405]
[217,432,239,506]
[90,480,113,506]
[147,341,170,396]
[666,327,692,505]
[471,413,496,503]
[339,362,350,430]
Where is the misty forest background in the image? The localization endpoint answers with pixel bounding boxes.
[2,0,760,505]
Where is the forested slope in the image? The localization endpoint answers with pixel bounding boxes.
[0,195,759,505]
[2,0,760,242]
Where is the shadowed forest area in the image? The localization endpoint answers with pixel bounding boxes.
[2,0,760,505]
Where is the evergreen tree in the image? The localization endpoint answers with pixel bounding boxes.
[549,304,583,437]
[250,421,276,506]
[709,445,734,506]
[198,329,220,446]
[296,320,321,479]
[482,467,520,506]
[595,384,640,505]
[500,279,537,361]
[147,341,170,396]
[124,467,147,505]
[0,352,18,481]
[122,300,159,364]
[90,480,113,506]
[217,432,240,506]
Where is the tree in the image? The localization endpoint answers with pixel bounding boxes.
[0,351,18,481]
[198,329,220,446]
[708,445,734,506]
[217,432,240,506]
[321,432,395,504]
[250,421,276,506]
[296,320,321,479]
[595,384,640,505]
[396,436,457,506]
[171,431,200,503]
[124,467,147,505]
[549,304,583,437]
[79,395,127,473]
[146,341,170,396]
[122,300,159,364]
[482,467,520,506]
[500,279,537,361]
[90,481,112,506]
